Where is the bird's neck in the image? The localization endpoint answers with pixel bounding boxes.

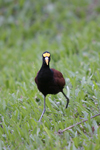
[38,63,53,82]
[42,63,50,69]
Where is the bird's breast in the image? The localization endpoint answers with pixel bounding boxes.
[37,68,53,83]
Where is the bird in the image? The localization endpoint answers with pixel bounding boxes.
[35,51,69,122]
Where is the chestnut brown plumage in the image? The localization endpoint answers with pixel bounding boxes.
[35,51,69,122]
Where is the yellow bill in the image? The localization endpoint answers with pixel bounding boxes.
[45,57,49,65]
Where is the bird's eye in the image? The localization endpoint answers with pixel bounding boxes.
[43,53,50,58]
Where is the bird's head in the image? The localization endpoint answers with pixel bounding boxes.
[42,51,51,66]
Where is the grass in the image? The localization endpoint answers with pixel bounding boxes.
[0,0,100,149]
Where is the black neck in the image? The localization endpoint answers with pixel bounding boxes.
[42,63,50,68]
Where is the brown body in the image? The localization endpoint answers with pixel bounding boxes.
[35,68,65,96]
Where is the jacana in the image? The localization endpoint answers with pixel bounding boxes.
[35,51,69,122]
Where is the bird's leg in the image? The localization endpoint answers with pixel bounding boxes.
[62,91,69,108]
[38,96,46,122]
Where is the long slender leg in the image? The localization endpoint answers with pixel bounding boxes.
[38,96,46,122]
[62,90,69,108]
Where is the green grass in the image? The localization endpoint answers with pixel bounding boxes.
[0,0,100,149]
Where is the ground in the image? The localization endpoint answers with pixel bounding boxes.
[0,0,100,149]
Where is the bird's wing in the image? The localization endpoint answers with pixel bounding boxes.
[51,68,65,88]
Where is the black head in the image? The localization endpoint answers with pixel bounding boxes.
[42,51,51,66]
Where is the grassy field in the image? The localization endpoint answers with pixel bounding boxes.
[0,0,100,149]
